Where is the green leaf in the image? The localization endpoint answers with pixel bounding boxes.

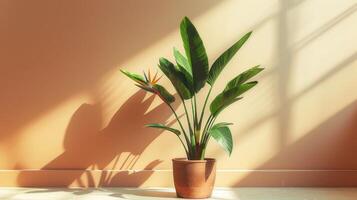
[173,47,194,90]
[213,97,243,117]
[209,124,233,155]
[207,31,252,85]
[173,47,192,76]
[210,81,257,116]
[135,84,156,93]
[152,84,175,103]
[212,122,233,128]
[146,123,181,136]
[158,57,193,99]
[121,69,146,85]
[180,16,209,92]
[225,65,264,91]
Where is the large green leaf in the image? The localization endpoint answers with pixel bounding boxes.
[152,84,175,103]
[120,69,146,85]
[225,65,264,91]
[158,57,193,99]
[146,123,181,136]
[207,31,252,85]
[210,81,257,116]
[209,124,233,155]
[180,16,208,92]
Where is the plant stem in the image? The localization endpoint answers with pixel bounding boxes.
[199,147,206,160]
[198,87,212,128]
[180,96,195,159]
[190,98,195,124]
[180,96,194,136]
[200,135,212,160]
[198,114,218,159]
[193,95,199,127]
[175,97,190,158]
[177,135,189,158]
[202,116,216,148]
[166,102,192,157]
[190,98,196,150]
[193,94,200,146]
[201,114,213,143]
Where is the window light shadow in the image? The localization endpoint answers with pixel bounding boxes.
[16,90,181,187]
[234,100,357,186]
[208,1,357,159]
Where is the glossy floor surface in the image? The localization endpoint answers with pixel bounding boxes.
[0,187,356,200]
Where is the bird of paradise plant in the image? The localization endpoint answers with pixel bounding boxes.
[121,17,264,160]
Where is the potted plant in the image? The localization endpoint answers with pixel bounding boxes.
[121,16,263,198]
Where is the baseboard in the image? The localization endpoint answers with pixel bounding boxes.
[1,169,357,187]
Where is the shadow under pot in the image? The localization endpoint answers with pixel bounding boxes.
[172,158,216,199]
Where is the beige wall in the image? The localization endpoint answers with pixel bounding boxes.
[1,0,357,187]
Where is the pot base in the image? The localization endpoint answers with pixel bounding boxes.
[175,187,213,199]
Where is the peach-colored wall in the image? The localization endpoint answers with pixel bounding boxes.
[1,0,357,187]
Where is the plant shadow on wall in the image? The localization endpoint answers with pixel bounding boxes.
[17,90,180,187]
[0,0,221,169]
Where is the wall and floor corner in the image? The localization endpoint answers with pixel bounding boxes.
[0,0,356,187]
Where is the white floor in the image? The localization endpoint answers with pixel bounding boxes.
[0,187,356,200]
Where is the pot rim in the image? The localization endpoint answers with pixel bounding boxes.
[172,157,216,163]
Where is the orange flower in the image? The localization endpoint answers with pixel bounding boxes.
[143,69,162,86]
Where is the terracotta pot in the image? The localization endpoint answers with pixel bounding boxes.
[172,158,216,199]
